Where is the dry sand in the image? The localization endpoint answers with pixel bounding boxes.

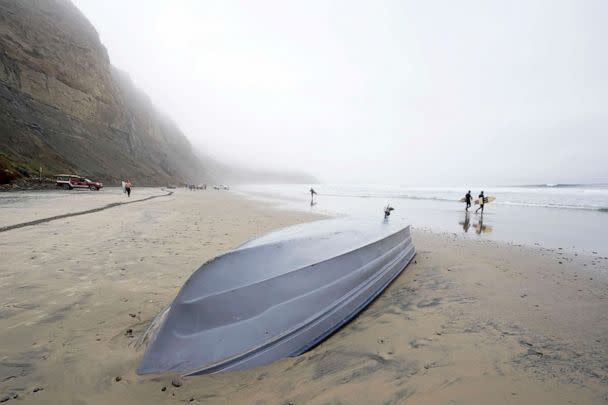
[1,190,607,404]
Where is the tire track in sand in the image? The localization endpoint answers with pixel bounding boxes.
[0,191,174,233]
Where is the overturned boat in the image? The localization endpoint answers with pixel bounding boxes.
[137,218,416,375]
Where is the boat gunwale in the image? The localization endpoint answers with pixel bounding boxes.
[175,230,412,332]
[181,237,415,375]
[180,223,412,304]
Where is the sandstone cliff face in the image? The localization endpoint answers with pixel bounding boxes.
[0,0,206,185]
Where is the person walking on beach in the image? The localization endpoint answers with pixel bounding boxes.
[310,187,317,203]
[475,190,485,214]
[464,190,472,211]
[125,180,132,197]
[121,180,126,194]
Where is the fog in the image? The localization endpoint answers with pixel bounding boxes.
[73,0,608,185]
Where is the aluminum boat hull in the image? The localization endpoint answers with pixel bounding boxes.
[137,218,416,375]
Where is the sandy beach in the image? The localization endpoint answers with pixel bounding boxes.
[1,190,607,404]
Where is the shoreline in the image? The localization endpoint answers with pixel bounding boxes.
[1,190,606,403]
[234,185,608,257]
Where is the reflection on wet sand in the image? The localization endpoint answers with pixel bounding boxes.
[459,212,493,234]
[474,214,493,234]
[460,212,471,232]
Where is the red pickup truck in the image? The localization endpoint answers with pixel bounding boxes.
[56,174,103,191]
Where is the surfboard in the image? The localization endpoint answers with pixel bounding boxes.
[474,196,496,205]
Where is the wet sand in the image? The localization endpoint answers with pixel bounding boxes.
[1,190,607,404]
[234,184,608,256]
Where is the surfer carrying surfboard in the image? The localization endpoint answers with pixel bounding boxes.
[464,190,472,211]
[475,191,485,214]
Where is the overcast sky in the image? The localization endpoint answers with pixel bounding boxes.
[73,0,607,185]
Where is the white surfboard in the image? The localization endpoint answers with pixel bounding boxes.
[474,196,496,205]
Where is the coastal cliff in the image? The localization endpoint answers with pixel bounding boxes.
[0,0,207,185]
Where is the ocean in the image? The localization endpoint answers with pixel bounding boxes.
[235,184,608,256]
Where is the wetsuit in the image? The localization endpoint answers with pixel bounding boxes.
[476,192,485,213]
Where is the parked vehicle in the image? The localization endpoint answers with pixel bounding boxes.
[55,174,103,191]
